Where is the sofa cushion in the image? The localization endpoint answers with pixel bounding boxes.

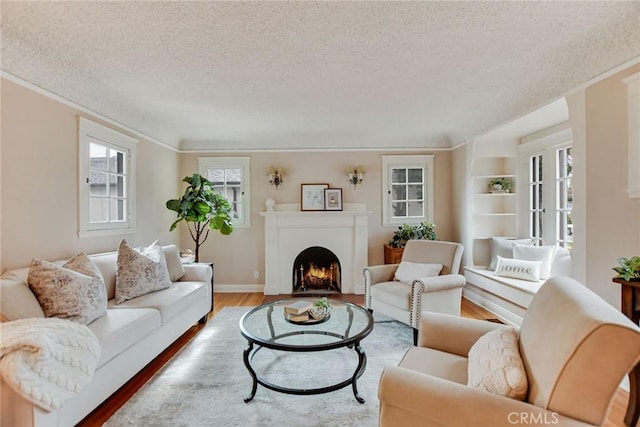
[87,307,161,368]
[27,253,108,325]
[115,240,172,304]
[489,237,534,270]
[109,281,208,324]
[467,327,528,401]
[0,276,45,321]
[513,244,557,280]
[494,256,541,282]
[394,262,442,284]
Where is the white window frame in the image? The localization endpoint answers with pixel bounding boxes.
[381,155,434,226]
[198,157,251,228]
[518,123,572,246]
[78,117,137,238]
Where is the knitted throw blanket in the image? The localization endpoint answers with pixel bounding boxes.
[0,317,101,411]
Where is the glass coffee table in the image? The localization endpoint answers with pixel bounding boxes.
[239,299,374,403]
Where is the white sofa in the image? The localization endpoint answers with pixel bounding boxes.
[463,238,572,325]
[0,245,212,427]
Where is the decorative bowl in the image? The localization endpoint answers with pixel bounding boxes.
[309,306,330,320]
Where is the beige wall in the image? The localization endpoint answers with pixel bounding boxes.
[0,78,180,271]
[583,65,640,306]
[179,150,455,285]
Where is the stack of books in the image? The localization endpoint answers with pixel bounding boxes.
[284,300,313,322]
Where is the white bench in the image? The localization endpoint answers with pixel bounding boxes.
[463,238,572,325]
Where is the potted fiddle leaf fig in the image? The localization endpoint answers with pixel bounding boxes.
[166,173,234,262]
[613,256,640,281]
[388,222,437,248]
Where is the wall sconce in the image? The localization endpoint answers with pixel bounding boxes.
[268,167,284,190]
[347,166,365,188]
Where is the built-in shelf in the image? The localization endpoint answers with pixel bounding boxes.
[472,156,517,240]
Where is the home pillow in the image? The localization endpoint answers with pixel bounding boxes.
[394,261,442,284]
[512,244,557,280]
[489,237,535,270]
[27,253,108,325]
[115,239,172,304]
[162,244,185,282]
[494,256,542,282]
[467,327,528,401]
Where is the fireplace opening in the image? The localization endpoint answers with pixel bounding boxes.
[292,246,341,296]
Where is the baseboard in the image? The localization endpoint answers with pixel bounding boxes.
[214,284,265,293]
[463,289,523,326]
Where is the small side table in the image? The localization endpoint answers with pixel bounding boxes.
[613,277,640,427]
[383,244,404,264]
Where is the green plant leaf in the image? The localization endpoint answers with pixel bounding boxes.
[166,199,180,212]
[169,218,183,232]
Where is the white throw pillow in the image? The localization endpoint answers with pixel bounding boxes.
[394,261,442,284]
[115,239,172,304]
[468,327,528,401]
[27,253,108,324]
[512,244,557,280]
[163,244,186,282]
[489,237,535,270]
[494,256,542,282]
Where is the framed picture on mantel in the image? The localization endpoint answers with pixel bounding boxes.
[324,188,343,211]
[301,183,329,211]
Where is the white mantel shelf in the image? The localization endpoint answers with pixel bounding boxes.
[260,203,371,295]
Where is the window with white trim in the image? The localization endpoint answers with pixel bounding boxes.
[555,146,573,249]
[198,157,251,228]
[382,155,434,226]
[78,117,136,237]
[528,153,544,245]
[520,127,572,248]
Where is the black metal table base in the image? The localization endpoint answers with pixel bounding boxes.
[243,341,368,404]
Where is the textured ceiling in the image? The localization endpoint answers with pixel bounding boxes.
[1,1,639,151]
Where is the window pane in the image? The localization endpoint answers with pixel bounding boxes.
[408,184,422,199]
[111,175,126,197]
[90,197,108,223]
[208,169,225,185]
[392,202,407,217]
[90,171,108,196]
[90,143,108,171]
[391,169,406,184]
[407,168,423,183]
[109,149,125,174]
[392,185,406,200]
[408,201,424,217]
[225,168,242,184]
[110,199,126,222]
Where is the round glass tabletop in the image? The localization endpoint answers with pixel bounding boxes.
[239,299,373,351]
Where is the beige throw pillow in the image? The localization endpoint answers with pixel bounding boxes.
[489,237,535,270]
[394,261,443,284]
[467,327,528,401]
[115,239,172,304]
[27,253,108,324]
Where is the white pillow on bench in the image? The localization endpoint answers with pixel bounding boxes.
[495,256,542,282]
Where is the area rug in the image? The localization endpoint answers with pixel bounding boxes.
[104,307,413,427]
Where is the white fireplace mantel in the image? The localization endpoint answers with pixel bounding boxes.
[260,203,371,295]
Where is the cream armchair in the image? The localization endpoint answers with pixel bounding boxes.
[378,276,640,427]
[364,240,465,344]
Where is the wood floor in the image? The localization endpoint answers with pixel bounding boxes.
[78,293,630,427]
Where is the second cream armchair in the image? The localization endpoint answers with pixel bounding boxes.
[364,240,465,344]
